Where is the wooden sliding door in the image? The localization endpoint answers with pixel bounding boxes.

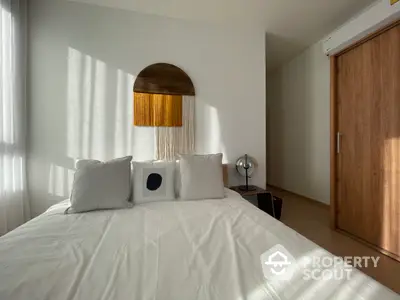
[334,22,400,258]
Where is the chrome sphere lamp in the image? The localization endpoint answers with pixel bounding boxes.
[236,154,257,191]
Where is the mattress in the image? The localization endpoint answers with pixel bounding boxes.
[0,189,398,300]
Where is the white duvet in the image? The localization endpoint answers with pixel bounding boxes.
[0,189,398,300]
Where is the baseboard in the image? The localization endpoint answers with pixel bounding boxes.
[267,184,330,210]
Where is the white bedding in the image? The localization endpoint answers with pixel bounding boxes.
[0,189,398,300]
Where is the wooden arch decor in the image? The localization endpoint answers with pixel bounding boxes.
[133,63,195,96]
[133,63,195,127]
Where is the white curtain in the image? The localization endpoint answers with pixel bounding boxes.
[0,0,30,235]
[156,96,195,161]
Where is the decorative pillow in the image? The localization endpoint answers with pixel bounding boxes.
[132,161,176,204]
[178,153,225,200]
[75,159,101,169]
[67,156,133,214]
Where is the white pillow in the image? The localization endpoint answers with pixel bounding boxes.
[67,156,133,214]
[75,159,101,169]
[178,153,225,200]
[132,161,176,204]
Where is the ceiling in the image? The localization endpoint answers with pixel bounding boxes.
[69,0,376,71]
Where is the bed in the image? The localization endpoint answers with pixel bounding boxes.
[0,189,398,300]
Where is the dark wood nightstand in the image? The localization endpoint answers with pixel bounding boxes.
[230,186,283,220]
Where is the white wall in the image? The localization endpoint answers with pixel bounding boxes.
[28,0,266,216]
[323,0,400,55]
[267,42,330,204]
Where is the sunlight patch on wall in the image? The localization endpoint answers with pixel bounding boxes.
[81,54,94,159]
[67,48,108,160]
[0,155,24,193]
[206,105,227,162]
[115,70,135,158]
[0,6,13,145]
[91,59,107,160]
[67,47,155,163]
[47,164,74,198]
[67,47,83,159]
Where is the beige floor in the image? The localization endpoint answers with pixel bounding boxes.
[268,186,400,295]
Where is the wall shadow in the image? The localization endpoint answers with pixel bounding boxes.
[266,48,310,194]
[266,39,330,204]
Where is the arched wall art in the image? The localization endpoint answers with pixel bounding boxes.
[133,63,195,127]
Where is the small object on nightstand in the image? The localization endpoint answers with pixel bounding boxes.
[235,154,257,191]
[230,186,283,220]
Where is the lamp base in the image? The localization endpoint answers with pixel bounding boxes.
[239,185,257,192]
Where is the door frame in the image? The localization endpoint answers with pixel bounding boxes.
[330,19,400,260]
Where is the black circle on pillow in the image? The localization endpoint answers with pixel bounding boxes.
[147,173,163,191]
